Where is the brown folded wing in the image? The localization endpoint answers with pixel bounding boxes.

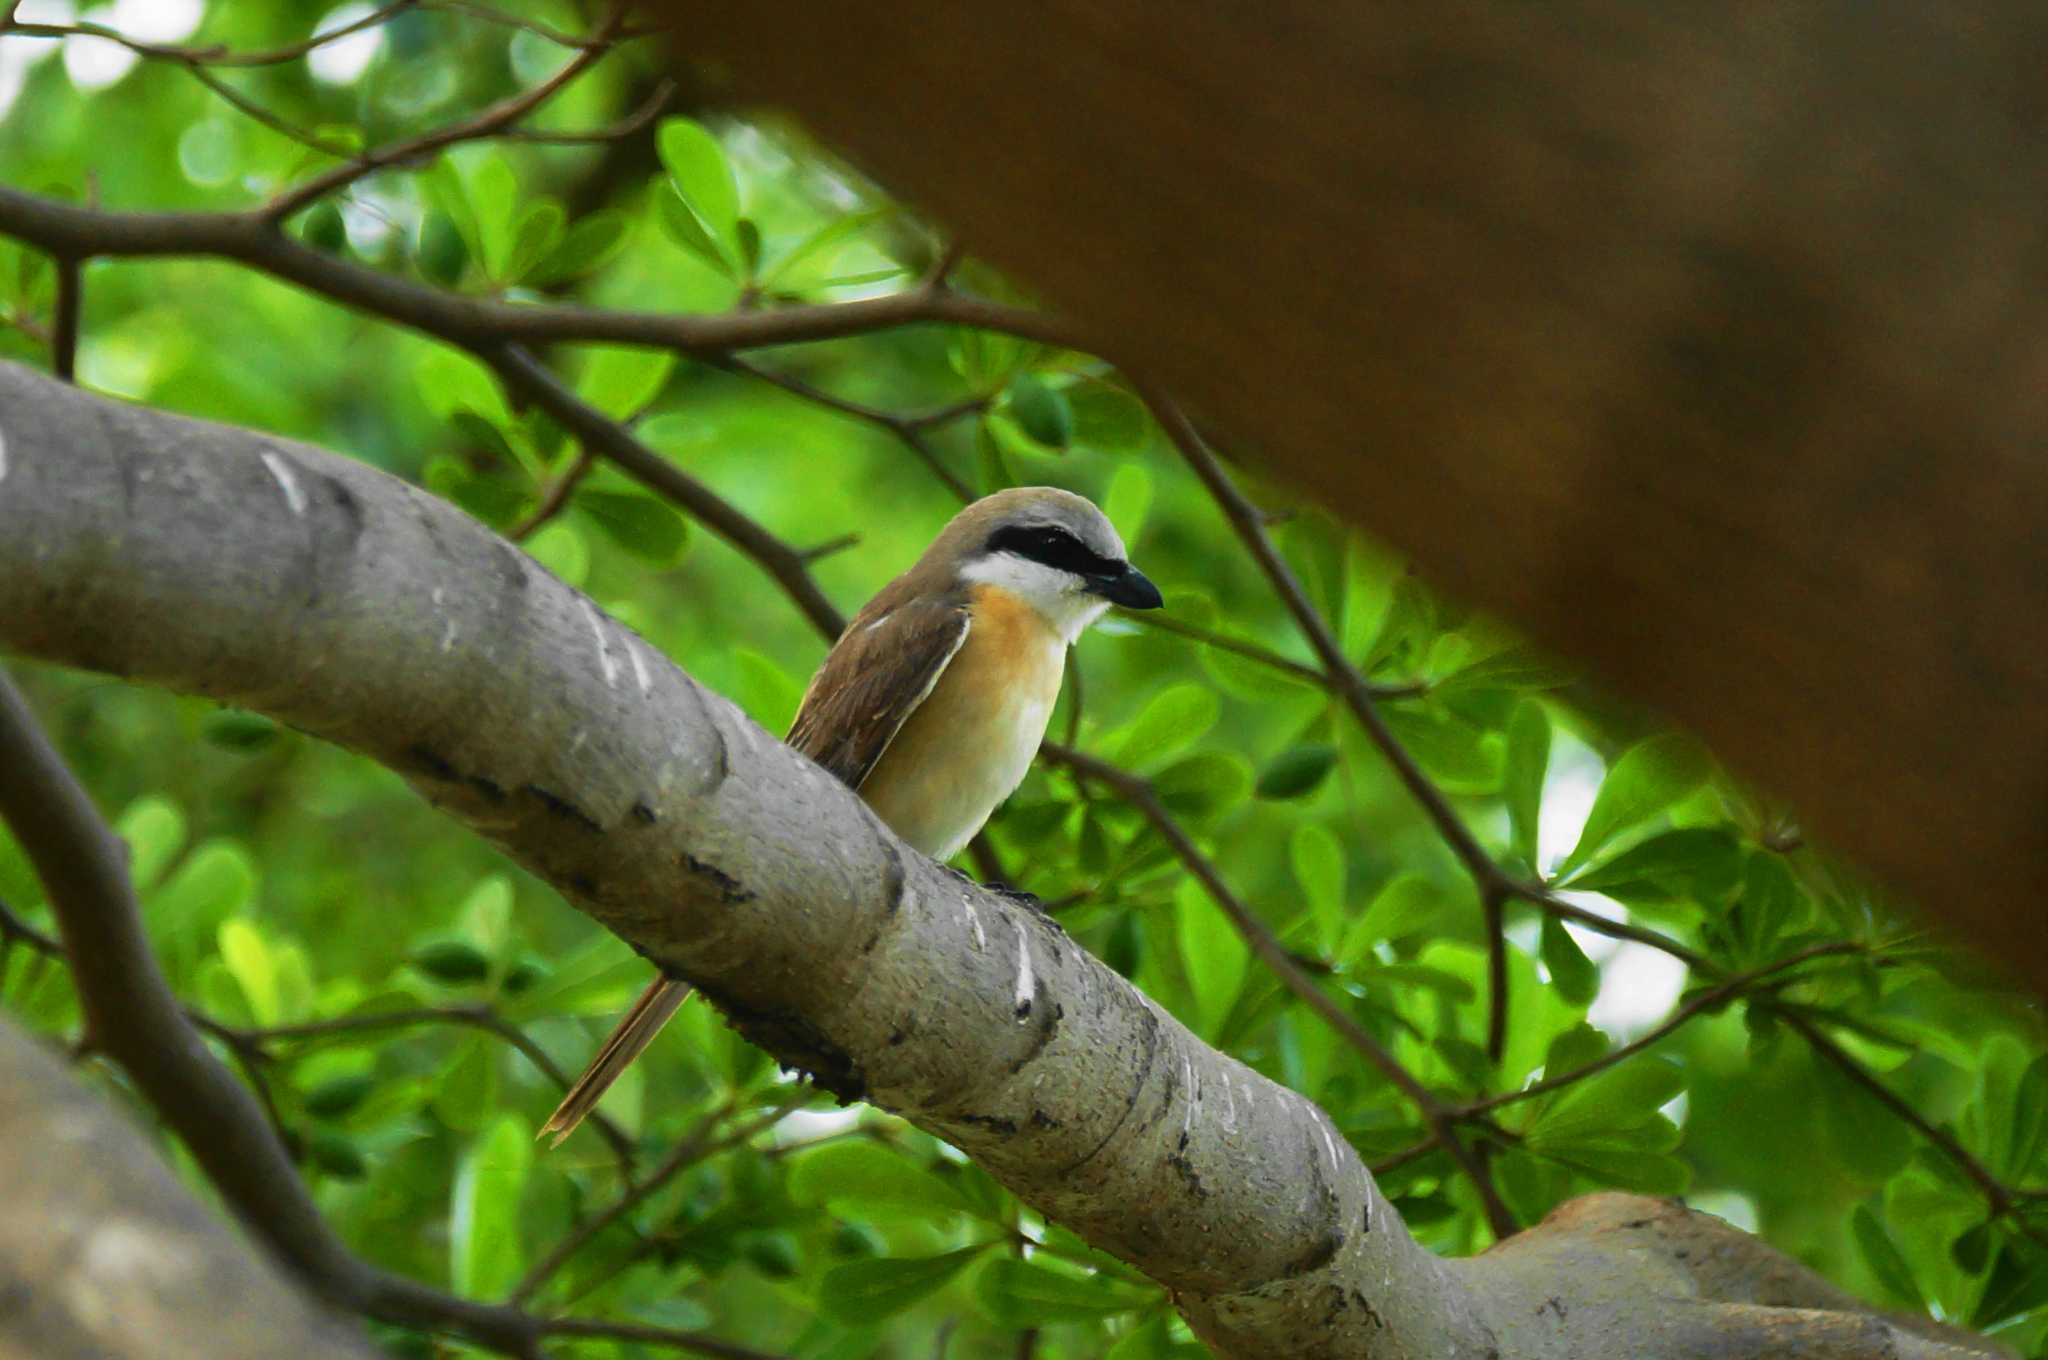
[543,591,968,1145]
[786,595,971,790]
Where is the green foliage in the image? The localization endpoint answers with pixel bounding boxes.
[2,8,2044,1359]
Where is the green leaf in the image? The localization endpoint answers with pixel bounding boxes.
[1103,1314,1175,1360]
[219,918,282,1025]
[1564,828,1743,907]
[306,1130,367,1179]
[1558,733,1713,876]
[1435,645,1574,696]
[657,118,740,266]
[523,521,589,588]
[1339,873,1450,963]
[1151,752,1251,823]
[1379,706,1502,795]
[503,198,566,283]
[1109,683,1219,768]
[789,1142,975,1218]
[451,1114,531,1297]
[115,795,186,891]
[1103,461,1153,544]
[149,841,257,961]
[1952,1220,1994,1276]
[1005,374,1074,449]
[760,205,893,289]
[741,1230,800,1278]
[202,709,279,752]
[412,939,491,984]
[298,202,346,254]
[526,209,631,287]
[1540,916,1598,1006]
[468,156,519,279]
[576,345,676,419]
[656,190,729,274]
[1503,699,1550,870]
[1723,852,1803,966]
[730,647,804,737]
[576,490,689,564]
[1067,379,1151,452]
[416,210,469,286]
[1256,744,1337,800]
[304,1073,376,1120]
[1338,535,1396,662]
[1177,877,1249,1038]
[415,348,510,425]
[817,1247,985,1323]
[975,1258,1150,1327]
[1528,1058,1684,1148]
[1538,1140,1692,1194]
[1290,823,1346,956]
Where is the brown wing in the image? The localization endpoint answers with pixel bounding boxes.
[787,595,970,790]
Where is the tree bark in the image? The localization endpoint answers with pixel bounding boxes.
[648,0,2048,986]
[0,363,2004,1357]
[0,1020,379,1360]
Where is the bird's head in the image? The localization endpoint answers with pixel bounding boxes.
[941,486,1164,641]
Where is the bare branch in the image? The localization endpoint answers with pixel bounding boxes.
[260,5,631,223]
[50,254,79,382]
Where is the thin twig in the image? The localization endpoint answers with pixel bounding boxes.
[236,1002,638,1171]
[508,448,596,541]
[1462,942,1861,1118]
[504,80,677,145]
[260,4,629,223]
[1046,742,1518,1239]
[511,1094,800,1303]
[0,667,787,1360]
[1777,1007,2048,1246]
[719,354,978,502]
[50,254,80,382]
[5,4,417,66]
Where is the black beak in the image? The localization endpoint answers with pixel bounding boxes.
[1090,563,1164,610]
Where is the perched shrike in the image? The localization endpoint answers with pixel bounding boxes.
[542,486,1163,1142]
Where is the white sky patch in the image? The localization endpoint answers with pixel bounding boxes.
[773,1105,863,1145]
[1587,941,1689,1038]
[106,0,202,42]
[308,2,384,85]
[258,450,307,515]
[1536,729,1606,876]
[63,9,137,90]
[1685,1189,1759,1235]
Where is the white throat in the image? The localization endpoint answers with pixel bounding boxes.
[959,554,1113,643]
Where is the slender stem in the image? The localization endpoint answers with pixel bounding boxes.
[50,254,80,382]
[260,4,628,223]
[511,1095,799,1303]
[1046,742,1518,1239]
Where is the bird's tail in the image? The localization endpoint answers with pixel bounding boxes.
[539,977,692,1147]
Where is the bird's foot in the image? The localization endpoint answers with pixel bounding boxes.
[940,863,1045,913]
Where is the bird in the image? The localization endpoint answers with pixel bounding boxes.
[540,485,1163,1144]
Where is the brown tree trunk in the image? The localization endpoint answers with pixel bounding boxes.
[649,0,2048,984]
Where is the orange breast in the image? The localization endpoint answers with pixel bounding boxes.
[860,585,1067,860]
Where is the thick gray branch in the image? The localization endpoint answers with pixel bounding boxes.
[0,364,2000,1359]
[0,1018,378,1360]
